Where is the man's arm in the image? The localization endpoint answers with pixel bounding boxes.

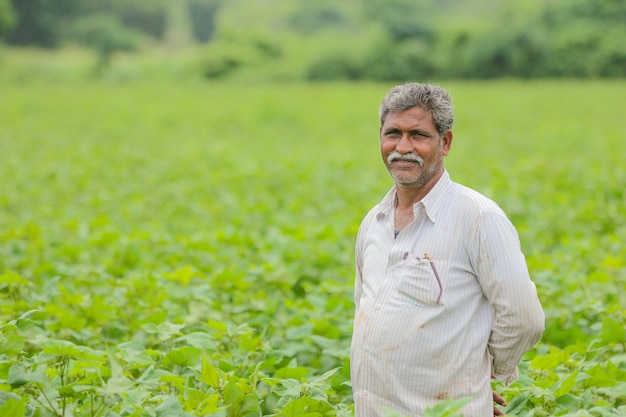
[354,223,365,312]
[475,211,545,383]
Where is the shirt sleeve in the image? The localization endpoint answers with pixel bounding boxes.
[354,222,365,313]
[473,210,545,384]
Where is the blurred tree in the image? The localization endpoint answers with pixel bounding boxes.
[287,0,350,35]
[363,0,435,41]
[2,0,625,79]
[541,0,626,78]
[6,0,63,47]
[0,0,16,38]
[188,0,222,43]
[361,37,438,81]
[72,0,167,41]
[70,14,139,73]
[110,0,168,40]
[306,52,364,81]
[164,0,192,47]
[5,0,167,47]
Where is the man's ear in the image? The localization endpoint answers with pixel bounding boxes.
[442,130,453,156]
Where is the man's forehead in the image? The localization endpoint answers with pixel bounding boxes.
[382,106,436,127]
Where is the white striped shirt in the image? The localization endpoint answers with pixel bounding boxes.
[351,170,544,417]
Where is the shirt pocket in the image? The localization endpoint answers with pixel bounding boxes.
[398,257,444,307]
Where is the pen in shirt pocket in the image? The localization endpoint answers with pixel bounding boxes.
[403,251,443,304]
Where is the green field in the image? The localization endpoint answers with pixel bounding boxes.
[1,80,625,416]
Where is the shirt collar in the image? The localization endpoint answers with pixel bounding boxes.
[375,170,452,223]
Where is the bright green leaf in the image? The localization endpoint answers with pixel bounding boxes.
[201,357,221,388]
[601,316,625,344]
[163,346,202,367]
[553,369,579,397]
[0,395,27,417]
[275,367,310,380]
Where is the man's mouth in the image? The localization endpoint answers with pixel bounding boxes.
[393,158,418,166]
[388,152,424,166]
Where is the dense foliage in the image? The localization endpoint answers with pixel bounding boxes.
[2,0,625,80]
[0,80,625,416]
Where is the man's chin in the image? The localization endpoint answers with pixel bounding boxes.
[391,175,421,186]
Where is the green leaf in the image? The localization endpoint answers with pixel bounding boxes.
[105,376,135,394]
[279,397,332,417]
[160,374,186,386]
[275,367,310,380]
[0,333,26,355]
[421,396,472,417]
[583,361,621,388]
[163,265,197,286]
[175,332,217,351]
[155,395,196,417]
[531,347,569,371]
[504,396,529,415]
[42,339,106,361]
[201,357,221,388]
[197,392,222,415]
[163,346,202,367]
[237,394,260,417]
[553,369,579,397]
[239,334,263,352]
[0,395,27,417]
[142,322,185,341]
[598,381,626,400]
[0,270,30,286]
[556,393,582,410]
[116,343,155,368]
[601,316,625,344]
[224,379,244,414]
[13,310,46,331]
[311,367,339,383]
[207,319,228,334]
[274,379,303,408]
[224,378,260,417]
[8,363,48,388]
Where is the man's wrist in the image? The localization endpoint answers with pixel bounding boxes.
[493,366,519,386]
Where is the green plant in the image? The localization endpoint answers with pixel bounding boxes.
[0,80,624,416]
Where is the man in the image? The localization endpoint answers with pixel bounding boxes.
[350,83,545,417]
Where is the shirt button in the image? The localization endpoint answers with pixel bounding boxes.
[364,346,370,352]
[375,304,382,310]
[363,390,369,397]
[390,266,396,271]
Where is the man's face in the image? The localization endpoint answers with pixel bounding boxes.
[380,106,452,189]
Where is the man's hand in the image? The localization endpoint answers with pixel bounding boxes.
[492,374,507,416]
[493,390,506,416]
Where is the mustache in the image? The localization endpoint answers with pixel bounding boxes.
[387,151,424,166]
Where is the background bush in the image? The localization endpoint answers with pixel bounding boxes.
[1,0,625,81]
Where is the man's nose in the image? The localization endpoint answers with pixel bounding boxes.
[396,133,413,153]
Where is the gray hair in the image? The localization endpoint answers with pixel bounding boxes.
[379,82,454,136]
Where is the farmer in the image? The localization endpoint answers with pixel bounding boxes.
[350,82,545,417]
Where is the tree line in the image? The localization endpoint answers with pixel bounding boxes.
[1,0,625,80]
